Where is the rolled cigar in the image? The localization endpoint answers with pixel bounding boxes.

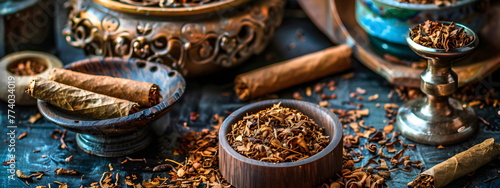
[408,138,500,188]
[26,77,139,120]
[47,68,161,107]
[234,44,352,101]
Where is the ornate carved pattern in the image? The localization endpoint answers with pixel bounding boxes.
[63,0,284,76]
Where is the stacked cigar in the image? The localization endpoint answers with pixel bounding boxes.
[26,68,161,120]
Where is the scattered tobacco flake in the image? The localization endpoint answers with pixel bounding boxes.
[296,28,305,42]
[437,145,445,149]
[227,103,330,163]
[477,116,491,126]
[342,72,355,79]
[54,168,78,175]
[383,124,394,134]
[50,129,62,140]
[152,163,175,172]
[125,156,146,163]
[152,116,230,187]
[356,87,367,95]
[3,159,16,165]
[65,155,73,162]
[33,150,41,153]
[306,87,312,96]
[16,170,35,179]
[468,100,481,107]
[28,113,42,124]
[319,101,330,107]
[183,122,190,130]
[7,59,47,76]
[484,176,499,183]
[410,20,474,52]
[369,94,379,101]
[408,174,435,187]
[54,181,68,188]
[60,130,68,149]
[321,94,337,100]
[314,83,323,94]
[293,91,303,100]
[189,112,200,121]
[30,170,49,180]
[18,131,27,140]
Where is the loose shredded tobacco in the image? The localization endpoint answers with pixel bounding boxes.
[408,174,435,188]
[226,103,330,163]
[129,104,141,114]
[149,84,162,106]
[410,20,474,52]
[7,59,47,76]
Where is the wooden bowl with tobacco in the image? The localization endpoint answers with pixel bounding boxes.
[218,99,343,188]
[34,57,185,157]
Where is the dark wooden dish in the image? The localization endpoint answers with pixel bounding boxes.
[218,99,343,188]
[37,57,186,157]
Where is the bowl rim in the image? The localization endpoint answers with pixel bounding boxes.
[371,0,480,10]
[406,21,478,55]
[93,0,251,16]
[37,57,186,132]
[0,51,62,78]
[219,99,343,167]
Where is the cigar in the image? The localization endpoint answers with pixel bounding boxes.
[47,68,161,107]
[26,77,139,120]
[408,138,500,188]
[234,44,352,101]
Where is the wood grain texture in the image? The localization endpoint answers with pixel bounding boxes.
[37,57,185,135]
[219,99,343,188]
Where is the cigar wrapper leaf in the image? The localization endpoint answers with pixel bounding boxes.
[234,44,353,101]
[48,68,160,107]
[26,77,139,120]
[408,138,500,188]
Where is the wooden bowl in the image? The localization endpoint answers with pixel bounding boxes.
[219,99,343,188]
[37,57,185,157]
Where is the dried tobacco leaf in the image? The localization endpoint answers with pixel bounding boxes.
[226,103,330,163]
[54,168,78,175]
[141,115,230,187]
[410,20,474,52]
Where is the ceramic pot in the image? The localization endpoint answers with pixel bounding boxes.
[0,51,62,105]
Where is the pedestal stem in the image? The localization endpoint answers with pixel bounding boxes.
[421,59,457,116]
